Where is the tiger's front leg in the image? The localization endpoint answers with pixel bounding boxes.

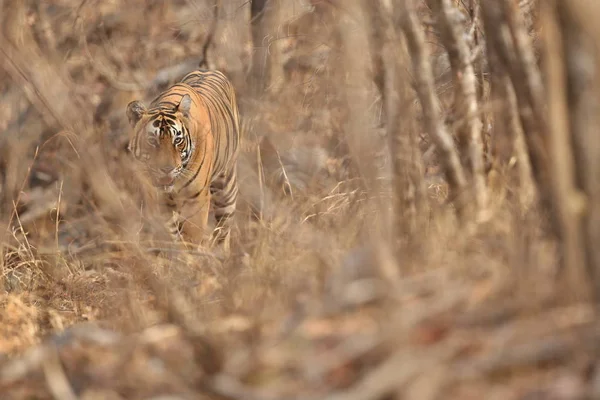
[165,210,184,242]
[178,191,211,250]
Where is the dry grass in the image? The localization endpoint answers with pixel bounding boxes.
[0,0,598,399]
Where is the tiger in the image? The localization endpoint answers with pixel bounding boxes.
[125,69,241,253]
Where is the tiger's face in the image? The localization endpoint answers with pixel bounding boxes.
[126,95,193,192]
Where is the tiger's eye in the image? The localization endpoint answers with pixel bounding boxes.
[174,137,183,145]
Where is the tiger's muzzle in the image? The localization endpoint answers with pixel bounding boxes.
[152,167,178,188]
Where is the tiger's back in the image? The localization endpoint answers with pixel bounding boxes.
[174,70,240,181]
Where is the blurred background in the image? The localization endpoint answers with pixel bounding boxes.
[2,0,600,399]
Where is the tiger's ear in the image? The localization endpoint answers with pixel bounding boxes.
[176,94,192,118]
[126,100,146,126]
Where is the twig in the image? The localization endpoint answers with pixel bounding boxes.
[145,247,221,260]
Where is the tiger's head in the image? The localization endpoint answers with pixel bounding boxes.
[126,95,194,192]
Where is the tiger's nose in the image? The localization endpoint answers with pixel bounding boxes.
[160,167,175,175]
[156,170,175,186]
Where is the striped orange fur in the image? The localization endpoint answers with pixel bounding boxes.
[126,69,241,252]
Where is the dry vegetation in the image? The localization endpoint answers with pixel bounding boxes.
[1,0,600,398]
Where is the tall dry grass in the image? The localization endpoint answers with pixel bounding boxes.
[0,0,599,399]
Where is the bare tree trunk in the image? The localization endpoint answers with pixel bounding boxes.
[198,0,220,70]
[334,0,401,282]
[212,0,251,91]
[539,1,590,302]
[508,78,535,210]
[250,0,285,96]
[468,0,493,181]
[488,45,534,210]
[381,0,426,254]
[400,0,469,221]
[468,0,485,103]
[426,0,488,216]
[556,0,600,302]
[335,0,380,193]
[364,0,388,113]
[480,0,555,229]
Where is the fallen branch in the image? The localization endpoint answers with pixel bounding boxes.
[319,339,461,400]
[42,344,78,400]
[0,323,121,388]
[453,324,600,380]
